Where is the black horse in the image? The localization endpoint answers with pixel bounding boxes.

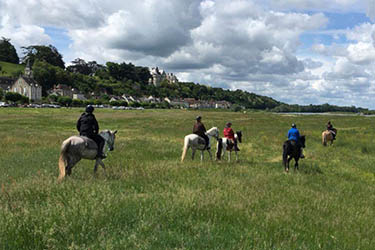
[282,135,305,172]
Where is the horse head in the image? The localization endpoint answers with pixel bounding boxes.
[206,127,219,140]
[100,130,118,151]
[300,135,306,148]
[235,131,242,143]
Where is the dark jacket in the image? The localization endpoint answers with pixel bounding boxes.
[76,112,99,137]
[193,121,207,137]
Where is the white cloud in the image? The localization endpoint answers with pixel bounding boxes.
[2,0,375,108]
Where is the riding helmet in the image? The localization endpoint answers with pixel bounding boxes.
[196,115,202,121]
[226,122,232,127]
[291,123,296,128]
[86,105,94,113]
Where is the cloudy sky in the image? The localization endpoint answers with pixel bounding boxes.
[1,0,375,108]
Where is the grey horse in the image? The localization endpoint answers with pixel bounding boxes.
[58,130,117,181]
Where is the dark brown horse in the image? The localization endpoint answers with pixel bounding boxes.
[282,135,305,172]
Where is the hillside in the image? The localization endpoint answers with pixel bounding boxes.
[0,61,25,77]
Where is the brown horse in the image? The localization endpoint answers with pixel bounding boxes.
[322,129,337,146]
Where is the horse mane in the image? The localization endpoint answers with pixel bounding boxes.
[206,127,218,133]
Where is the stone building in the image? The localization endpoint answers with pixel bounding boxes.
[49,84,73,98]
[10,61,42,100]
[148,67,178,87]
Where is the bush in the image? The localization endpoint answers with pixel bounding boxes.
[5,92,25,103]
[72,99,83,107]
[57,96,72,107]
[231,104,242,112]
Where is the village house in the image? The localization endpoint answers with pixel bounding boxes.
[10,61,42,101]
[48,84,74,98]
[73,93,87,101]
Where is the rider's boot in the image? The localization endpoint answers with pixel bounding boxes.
[97,141,106,159]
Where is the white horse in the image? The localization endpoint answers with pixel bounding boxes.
[181,127,219,162]
[58,130,117,181]
[216,131,242,162]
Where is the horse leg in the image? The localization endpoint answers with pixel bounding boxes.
[200,150,204,161]
[228,150,231,162]
[94,158,106,176]
[286,156,292,172]
[67,157,80,176]
[235,150,238,162]
[207,149,212,161]
[294,158,299,171]
[192,149,196,160]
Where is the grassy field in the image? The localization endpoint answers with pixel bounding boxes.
[0,108,374,249]
[0,61,25,77]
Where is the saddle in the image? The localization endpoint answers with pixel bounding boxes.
[80,136,98,150]
[226,139,235,150]
[197,136,206,145]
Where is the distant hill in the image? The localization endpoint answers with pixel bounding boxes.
[0,61,25,77]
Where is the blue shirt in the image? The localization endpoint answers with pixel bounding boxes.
[288,128,300,142]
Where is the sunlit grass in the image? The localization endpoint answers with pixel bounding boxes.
[0,108,374,249]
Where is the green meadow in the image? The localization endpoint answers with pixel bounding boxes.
[0,108,374,249]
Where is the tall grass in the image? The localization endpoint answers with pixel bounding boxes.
[0,108,374,249]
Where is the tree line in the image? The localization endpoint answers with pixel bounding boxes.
[0,37,373,113]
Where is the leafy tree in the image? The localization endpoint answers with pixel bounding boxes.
[21,45,65,68]
[67,58,104,75]
[0,37,19,63]
[32,60,72,95]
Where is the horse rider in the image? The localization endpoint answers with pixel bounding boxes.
[223,122,240,151]
[326,121,336,140]
[193,115,210,149]
[287,123,304,158]
[76,105,106,159]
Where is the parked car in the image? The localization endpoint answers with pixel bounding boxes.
[27,104,42,108]
[0,102,9,107]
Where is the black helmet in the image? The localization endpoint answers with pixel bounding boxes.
[196,115,202,121]
[226,122,232,127]
[86,105,94,113]
[291,123,296,128]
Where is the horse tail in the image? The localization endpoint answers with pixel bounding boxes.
[322,131,327,146]
[58,139,71,182]
[216,138,223,160]
[181,136,189,162]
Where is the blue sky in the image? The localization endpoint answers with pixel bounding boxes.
[1,0,375,109]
